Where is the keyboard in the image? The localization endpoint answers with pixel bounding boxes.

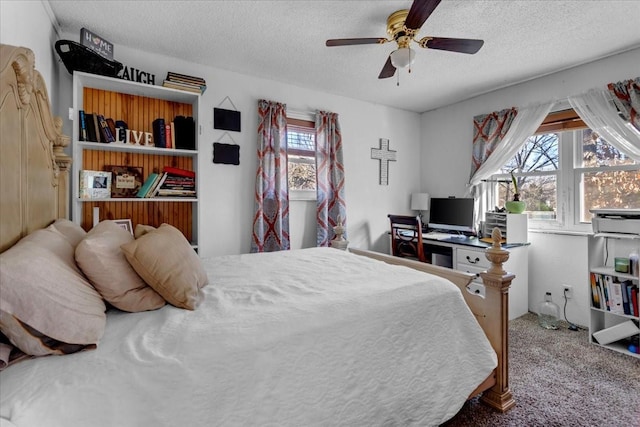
[423,232,454,240]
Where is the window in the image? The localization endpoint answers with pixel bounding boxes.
[575,129,639,222]
[287,117,316,200]
[489,109,640,231]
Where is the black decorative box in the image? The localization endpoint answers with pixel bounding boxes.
[55,40,123,78]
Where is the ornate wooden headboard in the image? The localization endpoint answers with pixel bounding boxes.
[0,44,70,252]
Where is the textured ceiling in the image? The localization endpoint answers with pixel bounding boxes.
[47,0,640,113]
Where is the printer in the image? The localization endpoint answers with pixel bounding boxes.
[591,209,640,235]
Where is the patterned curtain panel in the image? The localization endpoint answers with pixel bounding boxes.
[470,108,518,179]
[315,110,347,247]
[467,102,553,227]
[251,99,290,253]
[607,77,640,132]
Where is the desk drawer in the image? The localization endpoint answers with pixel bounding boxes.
[457,248,490,269]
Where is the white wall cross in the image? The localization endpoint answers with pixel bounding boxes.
[371,138,397,186]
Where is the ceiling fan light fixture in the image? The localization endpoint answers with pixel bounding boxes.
[389,47,415,69]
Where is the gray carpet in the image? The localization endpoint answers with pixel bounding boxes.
[442,312,640,427]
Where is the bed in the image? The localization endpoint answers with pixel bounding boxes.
[0,44,515,426]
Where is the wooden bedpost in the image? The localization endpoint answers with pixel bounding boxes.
[478,228,516,412]
[52,116,71,219]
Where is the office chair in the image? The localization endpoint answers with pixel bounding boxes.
[388,214,428,263]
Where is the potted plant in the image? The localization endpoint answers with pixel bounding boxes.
[505,171,526,213]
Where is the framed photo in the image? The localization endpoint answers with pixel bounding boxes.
[114,219,133,235]
[104,165,143,198]
[79,170,112,199]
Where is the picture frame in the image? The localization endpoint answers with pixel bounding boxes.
[79,170,112,199]
[113,219,133,235]
[104,165,143,198]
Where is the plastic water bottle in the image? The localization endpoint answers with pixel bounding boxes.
[538,292,560,330]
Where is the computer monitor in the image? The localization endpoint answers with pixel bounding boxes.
[428,197,475,234]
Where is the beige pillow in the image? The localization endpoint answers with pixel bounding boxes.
[121,224,208,310]
[0,310,92,357]
[134,224,156,239]
[49,218,87,248]
[0,228,106,356]
[75,220,166,312]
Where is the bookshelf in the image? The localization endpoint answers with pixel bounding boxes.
[71,72,200,248]
[587,232,640,358]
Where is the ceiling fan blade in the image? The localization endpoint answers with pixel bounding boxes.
[378,55,396,79]
[404,0,442,30]
[326,38,387,47]
[422,37,484,54]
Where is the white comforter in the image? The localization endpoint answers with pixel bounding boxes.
[0,248,497,427]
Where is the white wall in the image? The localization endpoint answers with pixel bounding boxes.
[0,0,60,103]
[420,47,640,325]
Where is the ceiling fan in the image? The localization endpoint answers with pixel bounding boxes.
[325,0,484,79]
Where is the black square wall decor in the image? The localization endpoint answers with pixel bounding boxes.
[213,142,240,165]
[213,108,241,132]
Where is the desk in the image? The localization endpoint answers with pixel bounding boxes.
[396,232,529,320]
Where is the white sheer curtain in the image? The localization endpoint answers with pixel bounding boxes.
[468,101,555,196]
[568,88,640,161]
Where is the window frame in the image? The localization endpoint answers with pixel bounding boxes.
[487,108,639,234]
[286,116,317,201]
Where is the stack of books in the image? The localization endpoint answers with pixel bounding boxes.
[79,110,117,143]
[136,166,196,198]
[162,72,206,94]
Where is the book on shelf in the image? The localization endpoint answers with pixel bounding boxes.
[148,172,170,197]
[605,275,625,314]
[173,116,196,150]
[591,272,639,316]
[156,188,197,197]
[106,118,117,141]
[152,118,166,148]
[104,165,143,198]
[79,170,111,199]
[161,176,195,188]
[166,71,206,85]
[85,113,98,142]
[165,122,174,149]
[150,166,196,198]
[164,71,206,93]
[162,80,204,94]
[146,173,166,198]
[621,280,631,315]
[97,114,115,143]
[78,110,87,141]
[163,165,196,178]
[590,272,602,309]
[136,173,160,198]
[92,113,103,143]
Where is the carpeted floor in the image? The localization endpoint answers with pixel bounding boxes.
[442,312,640,427]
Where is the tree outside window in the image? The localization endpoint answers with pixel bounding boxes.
[496,133,559,220]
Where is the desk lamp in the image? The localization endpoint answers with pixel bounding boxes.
[411,193,430,222]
